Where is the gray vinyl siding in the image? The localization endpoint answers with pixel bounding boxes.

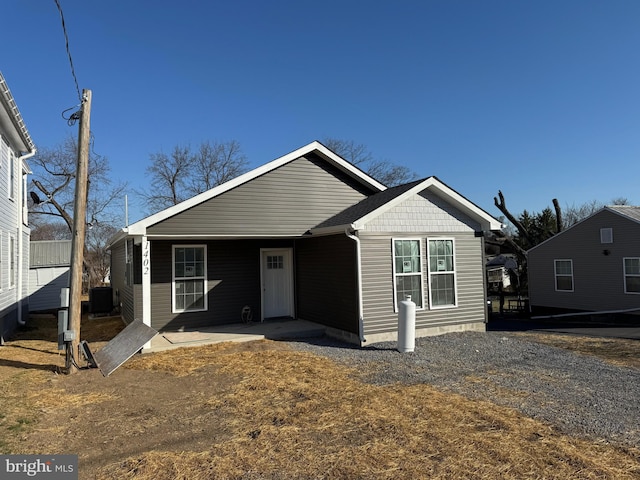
[148,154,373,237]
[149,239,292,331]
[360,232,486,336]
[295,234,359,333]
[362,190,480,233]
[528,210,640,312]
[110,240,135,323]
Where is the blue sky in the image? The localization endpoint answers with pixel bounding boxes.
[4,0,640,225]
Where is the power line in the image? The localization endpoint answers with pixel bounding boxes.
[54,0,81,102]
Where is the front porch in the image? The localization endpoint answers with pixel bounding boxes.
[146,318,326,353]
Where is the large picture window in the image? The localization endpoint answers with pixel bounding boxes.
[173,245,207,312]
[554,259,573,292]
[393,239,424,309]
[623,258,640,294]
[428,238,457,308]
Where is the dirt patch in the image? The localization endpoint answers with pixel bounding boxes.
[2,316,640,479]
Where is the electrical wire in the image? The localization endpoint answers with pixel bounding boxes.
[54,0,82,102]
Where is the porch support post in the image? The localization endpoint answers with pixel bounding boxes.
[141,235,152,349]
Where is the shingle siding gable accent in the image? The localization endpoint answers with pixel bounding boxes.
[362,191,480,233]
[147,154,373,237]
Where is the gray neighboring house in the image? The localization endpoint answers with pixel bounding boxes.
[108,141,501,349]
[28,240,71,312]
[0,72,36,344]
[528,206,640,316]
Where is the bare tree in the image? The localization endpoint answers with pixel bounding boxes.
[323,137,418,186]
[140,140,248,214]
[30,136,128,292]
[85,223,119,288]
[30,135,128,231]
[187,140,248,196]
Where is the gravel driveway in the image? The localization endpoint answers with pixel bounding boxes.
[288,331,640,448]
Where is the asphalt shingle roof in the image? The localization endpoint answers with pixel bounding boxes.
[608,205,640,223]
[314,178,427,229]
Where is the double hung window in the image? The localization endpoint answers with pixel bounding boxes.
[393,239,424,309]
[554,259,573,291]
[624,258,640,294]
[427,239,457,307]
[173,245,207,312]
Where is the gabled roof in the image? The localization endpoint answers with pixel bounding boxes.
[527,205,640,253]
[120,141,386,239]
[311,176,502,233]
[0,71,36,154]
[607,205,640,223]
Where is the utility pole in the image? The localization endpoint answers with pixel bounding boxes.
[66,89,91,374]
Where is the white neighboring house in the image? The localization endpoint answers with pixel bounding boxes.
[0,71,36,344]
[29,240,71,312]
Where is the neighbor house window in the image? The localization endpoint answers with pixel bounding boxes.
[9,235,15,288]
[623,258,640,294]
[173,245,207,312]
[554,259,573,291]
[428,238,457,308]
[392,239,424,309]
[8,150,15,200]
[600,228,613,244]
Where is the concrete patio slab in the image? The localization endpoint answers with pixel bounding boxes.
[146,319,326,353]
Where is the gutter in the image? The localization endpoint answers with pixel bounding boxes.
[345,228,366,344]
[17,149,37,325]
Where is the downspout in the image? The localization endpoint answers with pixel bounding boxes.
[345,228,365,344]
[17,150,37,325]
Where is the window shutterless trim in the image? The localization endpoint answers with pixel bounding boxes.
[427,237,458,309]
[172,244,208,313]
[623,257,640,295]
[554,259,574,292]
[392,238,425,312]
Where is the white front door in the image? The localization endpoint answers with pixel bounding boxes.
[261,249,293,319]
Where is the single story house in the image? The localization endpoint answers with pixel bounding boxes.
[28,240,71,312]
[528,205,640,316]
[108,141,501,348]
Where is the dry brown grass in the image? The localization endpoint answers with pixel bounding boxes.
[2,317,640,479]
[104,342,640,479]
[514,332,640,369]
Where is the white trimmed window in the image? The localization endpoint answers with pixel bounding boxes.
[8,150,15,200]
[392,239,424,309]
[427,238,457,308]
[623,258,640,294]
[554,259,573,291]
[600,228,613,244]
[172,245,207,312]
[9,235,15,288]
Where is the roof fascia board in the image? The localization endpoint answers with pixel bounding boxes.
[352,177,502,231]
[126,141,386,236]
[0,72,35,153]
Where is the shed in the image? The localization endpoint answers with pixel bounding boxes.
[28,240,71,312]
